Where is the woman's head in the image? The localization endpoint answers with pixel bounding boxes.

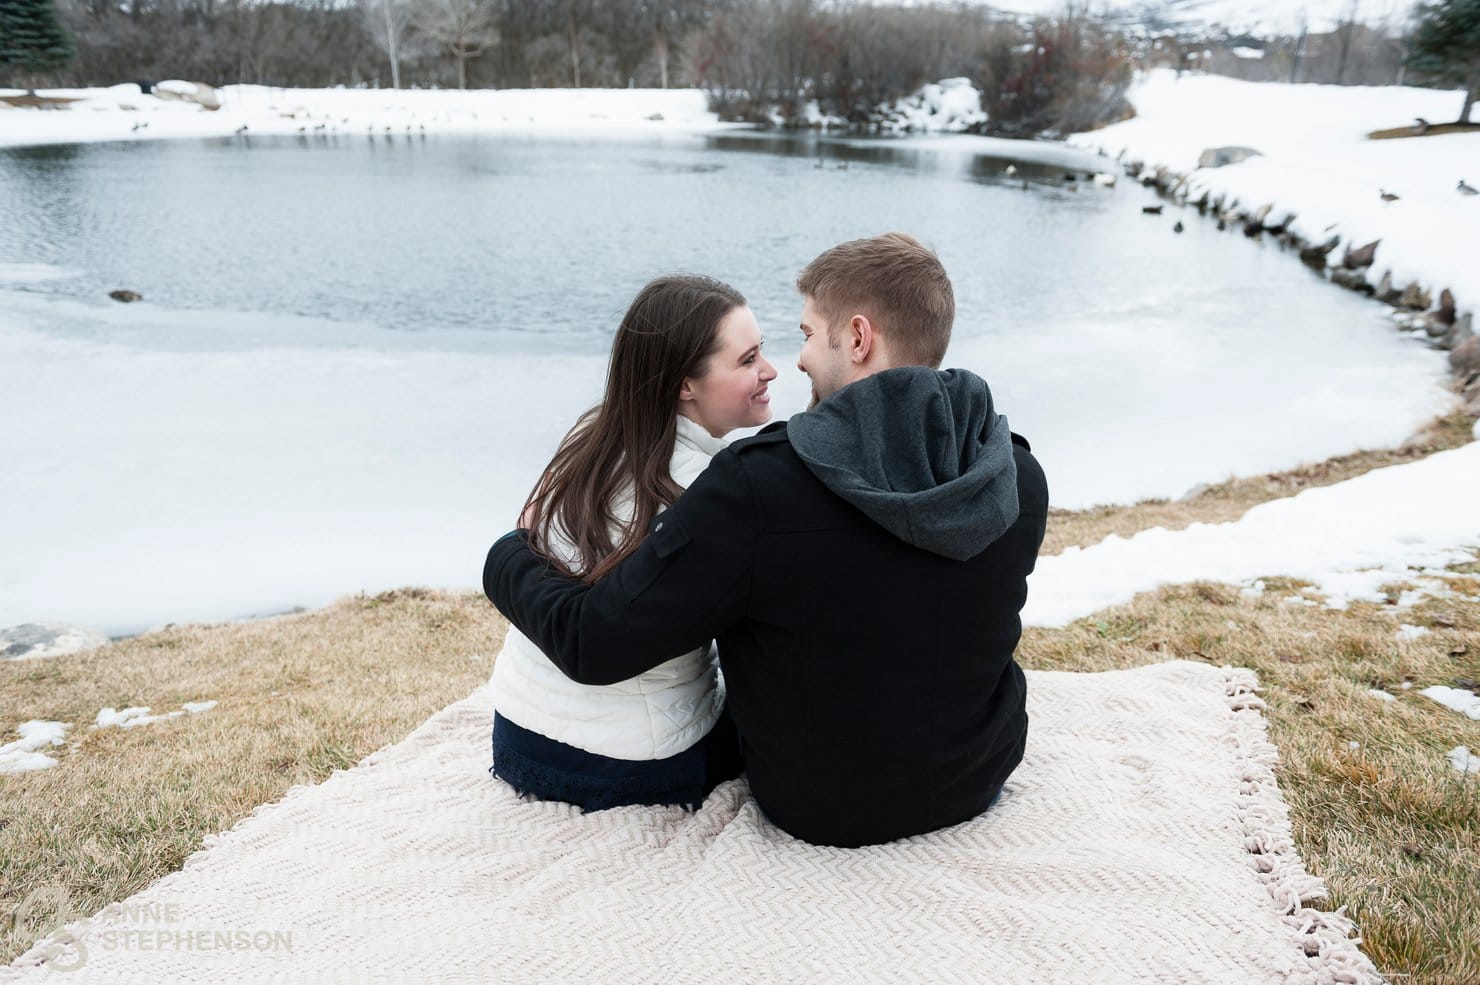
[524,274,772,583]
[606,274,774,440]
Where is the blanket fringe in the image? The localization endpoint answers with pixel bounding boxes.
[1220,667,1383,985]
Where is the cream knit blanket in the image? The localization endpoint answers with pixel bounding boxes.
[3,661,1380,984]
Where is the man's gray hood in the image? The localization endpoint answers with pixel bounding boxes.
[786,367,1019,562]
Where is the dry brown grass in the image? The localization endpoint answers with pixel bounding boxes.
[0,588,503,964]
[1017,572,1480,985]
[1043,409,1475,556]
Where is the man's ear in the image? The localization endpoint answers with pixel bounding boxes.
[848,314,874,365]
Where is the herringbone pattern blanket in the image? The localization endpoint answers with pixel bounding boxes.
[3,661,1379,984]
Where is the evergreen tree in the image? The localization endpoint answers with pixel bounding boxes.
[0,0,77,83]
[1406,0,1480,124]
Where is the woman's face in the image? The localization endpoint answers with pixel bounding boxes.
[679,305,777,438]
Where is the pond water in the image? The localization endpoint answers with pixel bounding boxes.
[0,131,1451,632]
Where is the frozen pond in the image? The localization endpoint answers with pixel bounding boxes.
[0,131,1451,634]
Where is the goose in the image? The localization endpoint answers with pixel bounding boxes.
[234,124,248,135]
[1459,180,1479,196]
[1173,221,1184,233]
[1379,189,1399,202]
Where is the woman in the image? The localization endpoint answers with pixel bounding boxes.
[489,274,777,811]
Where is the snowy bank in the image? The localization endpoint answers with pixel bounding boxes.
[0,84,733,150]
[1068,71,1480,340]
[1024,439,1480,628]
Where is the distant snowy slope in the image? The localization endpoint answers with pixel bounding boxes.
[980,0,1414,35]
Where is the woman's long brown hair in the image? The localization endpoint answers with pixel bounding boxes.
[522,275,745,584]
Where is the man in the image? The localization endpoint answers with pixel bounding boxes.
[485,233,1049,848]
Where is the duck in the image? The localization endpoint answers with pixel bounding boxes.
[1379,189,1399,202]
[234,124,249,135]
[1459,179,1479,196]
[1142,204,1163,215]
[1173,221,1184,233]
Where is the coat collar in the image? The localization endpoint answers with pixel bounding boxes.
[675,414,728,458]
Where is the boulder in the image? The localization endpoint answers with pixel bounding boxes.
[1375,271,1404,305]
[1,623,108,660]
[1197,146,1263,169]
[1342,239,1380,269]
[1434,288,1457,326]
[1451,336,1480,375]
[153,80,221,111]
[1299,234,1340,270]
[1398,282,1431,311]
[1330,267,1373,294]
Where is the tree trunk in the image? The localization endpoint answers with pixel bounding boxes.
[383,0,401,89]
[568,15,581,88]
[1461,84,1476,125]
[457,50,467,90]
[656,26,669,89]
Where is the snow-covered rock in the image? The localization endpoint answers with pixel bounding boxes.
[1,623,108,660]
[876,78,986,135]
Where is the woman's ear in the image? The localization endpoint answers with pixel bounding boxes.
[678,377,697,403]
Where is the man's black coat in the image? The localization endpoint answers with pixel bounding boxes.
[484,391,1048,848]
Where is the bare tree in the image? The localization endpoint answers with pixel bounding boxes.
[413,0,496,88]
[365,0,414,87]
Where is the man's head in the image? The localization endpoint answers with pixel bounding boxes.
[796,232,954,407]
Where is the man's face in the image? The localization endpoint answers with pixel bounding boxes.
[797,296,853,409]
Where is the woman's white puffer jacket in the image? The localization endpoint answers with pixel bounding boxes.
[488,415,727,761]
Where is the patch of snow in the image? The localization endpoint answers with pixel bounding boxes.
[95,700,217,729]
[1347,741,1361,750]
[1401,682,1413,690]
[0,720,71,773]
[1240,579,1265,598]
[0,263,82,284]
[1447,746,1478,774]
[1420,686,1480,721]
[1396,624,1431,641]
[1366,689,1396,702]
[1024,442,1480,627]
[1230,47,1266,60]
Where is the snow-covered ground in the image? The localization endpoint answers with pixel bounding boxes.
[1024,425,1480,627]
[0,83,733,149]
[1069,70,1480,320]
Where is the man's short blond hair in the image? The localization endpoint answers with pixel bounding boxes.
[796,232,954,368]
